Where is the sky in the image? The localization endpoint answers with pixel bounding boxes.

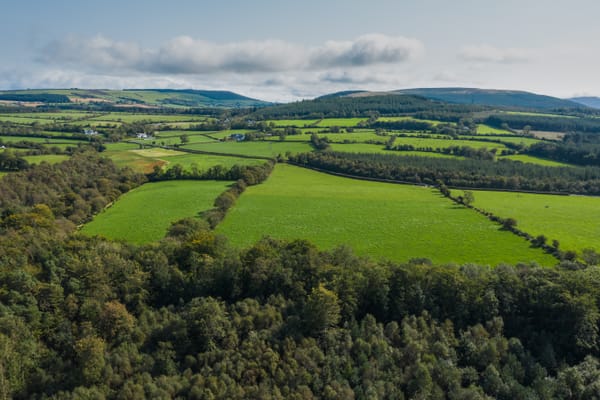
[1,0,600,102]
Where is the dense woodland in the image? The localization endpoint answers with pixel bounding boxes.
[289,151,600,195]
[4,93,600,398]
[2,154,600,398]
[250,95,481,119]
[485,114,600,133]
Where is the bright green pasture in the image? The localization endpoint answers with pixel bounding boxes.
[316,118,368,127]
[266,130,386,143]
[154,130,218,140]
[21,154,70,164]
[476,124,513,135]
[318,131,386,143]
[0,112,98,120]
[471,190,600,253]
[500,154,573,167]
[328,143,462,159]
[393,137,507,150]
[475,136,542,147]
[104,145,263,173]
[0,136,83,145]
[0,116,59,124]
[86,113,207,123]
[202,130,253,140]
[217,164,555,265]
[82,180,232,244]
[182,141,313,157]
[164,153,263,170]
[505,111,574,118]
[328,143,401,154]
[268,119,319,127]
[377,116,442,125]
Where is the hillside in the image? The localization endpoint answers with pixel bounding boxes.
[393,87,583,110]
[251,93,481,119]
[0,88,270,108]
[570,96,600,109]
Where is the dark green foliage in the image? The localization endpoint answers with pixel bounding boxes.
[397,87,582,110]
[2,139,600,398]
[0,150,29,171]
[0,151,146,224]
[486,113,600,133]
[251,94,479,119]
[289,151,600,195]
[0,93,71,103]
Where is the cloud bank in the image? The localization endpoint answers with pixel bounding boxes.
[39,34,424,75]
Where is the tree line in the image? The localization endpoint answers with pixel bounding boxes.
[289,151,600,195]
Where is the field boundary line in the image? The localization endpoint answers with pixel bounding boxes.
[287,161,572,196]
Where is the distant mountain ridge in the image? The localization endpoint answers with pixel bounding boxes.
[393,88,585,110]
[569,97,600,109]
[320,87,586,111]
[0,88,270,108]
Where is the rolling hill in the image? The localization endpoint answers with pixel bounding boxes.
[569,96,600,109]
[393,88,583,110]
[0,88,270,108]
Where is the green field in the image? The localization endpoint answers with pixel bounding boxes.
[316,118,368,127]
[86,112,207,123]
[0,135,84,145]
[0,116,61,124]
[328,143,463,158]
[393,137,507,150]
[268,119,319,127]
[182,141,313,157]
[500,154,573,167]
[82,180,232,244]
[471,190,600,253]
[377,116,443,125]
[476,124,513,135]
[328,143,394,153]
[104,145,263,173]
[474,136,542,147]
[217,164,555,265]
[266,130,387,143]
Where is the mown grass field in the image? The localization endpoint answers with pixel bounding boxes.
[472,136,542,146]
[217,164,555,265]
[268,119,319,127]
[182,141,313,157]
[393,137,508,150]
[328,143,463,158]
[500,154,573,167]
[0,135,84,145]
[82,180,232,244]
[471,190,600,254]
[85,113,208,123]
[316,118,368,127]
[476,124,513,135]
[104,145,263,173]
[377,116,442,125]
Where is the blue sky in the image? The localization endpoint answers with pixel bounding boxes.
[1,0,599,101]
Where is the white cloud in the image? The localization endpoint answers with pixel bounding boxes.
[458,44,530,63]
[38,34,424,75]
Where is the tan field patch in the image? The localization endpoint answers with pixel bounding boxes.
[0,100,43,107]
[531,130,564,140]
[68,96,111,103]
[130,148,184,158]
